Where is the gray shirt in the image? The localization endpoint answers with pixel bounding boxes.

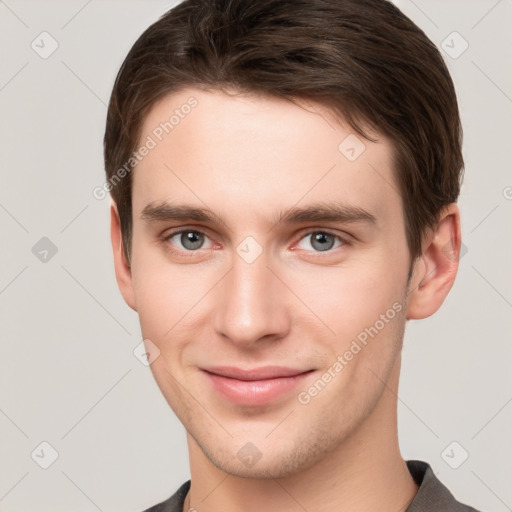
[142,460,482,511]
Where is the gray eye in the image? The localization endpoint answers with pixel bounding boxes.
[178,231,205,250]
[310,232,335,251]
[297,232,342,252]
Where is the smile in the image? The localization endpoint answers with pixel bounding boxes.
[201,367,315,406]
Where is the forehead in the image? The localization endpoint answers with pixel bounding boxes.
[132,87,400,229]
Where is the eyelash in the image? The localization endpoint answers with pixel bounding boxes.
[160,227,349,257]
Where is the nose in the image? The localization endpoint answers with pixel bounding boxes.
[212,248,291,347]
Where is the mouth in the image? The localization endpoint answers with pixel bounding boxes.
[201,366,315,406]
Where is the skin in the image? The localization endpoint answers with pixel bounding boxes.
[111,87,461,512]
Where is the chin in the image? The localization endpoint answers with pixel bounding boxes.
[195,428,336,480]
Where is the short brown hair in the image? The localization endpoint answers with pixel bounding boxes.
[104,0,463,265]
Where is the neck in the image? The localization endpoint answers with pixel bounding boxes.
[185,356,418,512]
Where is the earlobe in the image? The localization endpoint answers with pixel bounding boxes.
[110,202,137,312]
[406,203,461,320]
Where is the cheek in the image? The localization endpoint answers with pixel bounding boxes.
[132,264,202,411]
[288,255,408,406]
[130,221,409,347]
[287,254,406,337]
[130,244,217,353]
[133,269,192,340]
[294,272,406,423]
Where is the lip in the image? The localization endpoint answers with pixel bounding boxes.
[201,366,315,406]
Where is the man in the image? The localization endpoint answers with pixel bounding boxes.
[103,0,481,510]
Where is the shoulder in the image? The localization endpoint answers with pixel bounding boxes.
[141,480,191,512]
[140,463,484,512]
[406,460,483,512]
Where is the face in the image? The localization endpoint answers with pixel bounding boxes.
[118,87,415,478]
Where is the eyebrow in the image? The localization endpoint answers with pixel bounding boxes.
[140,200,377,229]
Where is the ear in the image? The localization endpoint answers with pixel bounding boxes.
[110,202,137,311]
[406,203,461,319]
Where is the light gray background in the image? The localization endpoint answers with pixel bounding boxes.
[1,1,511,511]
